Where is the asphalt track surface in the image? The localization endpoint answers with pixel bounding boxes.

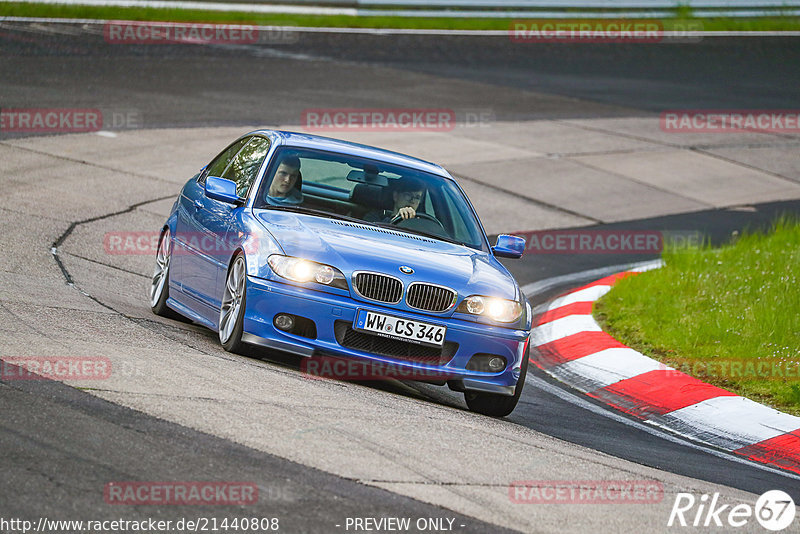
[2,25,800,127]
[2,22,800,532]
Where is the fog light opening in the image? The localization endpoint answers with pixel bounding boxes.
[488,357,505,372]
[274,314,295,332]
[465,353,508,373]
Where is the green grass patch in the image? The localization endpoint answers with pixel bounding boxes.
[1,2,800,31]
[594,217,800,416]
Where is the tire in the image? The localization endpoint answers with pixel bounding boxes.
[150,227,179,318]
[464,343,530,417]
[219,254,247,354]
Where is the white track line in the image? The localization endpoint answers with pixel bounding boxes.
[528,374,800,481]
[523,259,663,301]
[2,17,800,36]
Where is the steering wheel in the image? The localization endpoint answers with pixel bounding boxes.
[411,212,444,228]
[391,212,448,237]
[390,212,442,227]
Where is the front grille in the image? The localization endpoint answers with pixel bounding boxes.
[406,283,456,312]
[353,272,403,304]
[334,321,458,366]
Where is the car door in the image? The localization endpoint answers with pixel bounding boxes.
[213,136,272,303]
[174,137,251,312]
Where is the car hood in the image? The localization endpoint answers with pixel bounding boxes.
[254,210,519,300]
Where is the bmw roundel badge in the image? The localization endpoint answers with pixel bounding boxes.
[399,266,414,275]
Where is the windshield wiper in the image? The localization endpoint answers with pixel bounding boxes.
[375,223,465,247]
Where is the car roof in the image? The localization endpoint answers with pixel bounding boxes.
[246,129,452,178]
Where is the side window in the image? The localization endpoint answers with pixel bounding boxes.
[199,137,251,185]
[222,137,271,197]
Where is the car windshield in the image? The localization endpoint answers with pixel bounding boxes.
[253,146,487,250]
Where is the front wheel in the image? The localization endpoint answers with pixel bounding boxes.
[150,227,178,318]
[219,254,247,354]
[464,344,529,417]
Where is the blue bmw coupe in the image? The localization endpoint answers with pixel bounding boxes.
[151,130,531,416]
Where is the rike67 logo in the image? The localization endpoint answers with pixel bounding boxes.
[668,490,796,531]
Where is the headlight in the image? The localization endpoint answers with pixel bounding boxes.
[456,295,522,323]
[267,255,348,290]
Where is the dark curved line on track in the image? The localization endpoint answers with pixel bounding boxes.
[50,194,173,287]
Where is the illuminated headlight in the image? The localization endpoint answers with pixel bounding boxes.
[457,295,522,323]
[267,255,347,290]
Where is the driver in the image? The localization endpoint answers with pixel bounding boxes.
[266,155,303,206]
[366,177,426,223]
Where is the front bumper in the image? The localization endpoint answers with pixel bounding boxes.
[243,276,529,395]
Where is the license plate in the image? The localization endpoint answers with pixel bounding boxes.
[354,310,446,348]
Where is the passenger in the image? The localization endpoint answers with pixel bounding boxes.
[266,155,303,206]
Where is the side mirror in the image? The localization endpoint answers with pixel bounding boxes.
[205,176,243,205]
[492,234,525,259]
